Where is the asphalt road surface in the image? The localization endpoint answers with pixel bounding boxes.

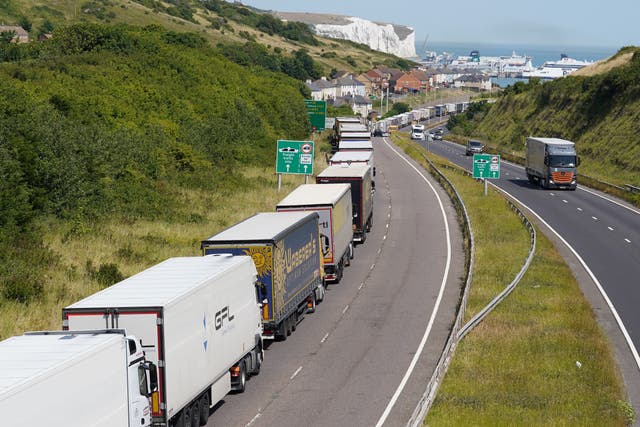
[420,135,640,415]
[205,138,465,427]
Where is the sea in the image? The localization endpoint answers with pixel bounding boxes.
[413,41,620,87]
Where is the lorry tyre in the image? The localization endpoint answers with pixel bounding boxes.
[198,393,210,425]
[181,407,191,427]
[277,321,287,341]
[527,173,535,184]
[189,401,200,427]
[291,312,297,332]
[254,347,263,374]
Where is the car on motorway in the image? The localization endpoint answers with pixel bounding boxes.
[465,139,485,156]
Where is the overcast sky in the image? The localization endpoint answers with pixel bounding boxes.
[235,0,637,48]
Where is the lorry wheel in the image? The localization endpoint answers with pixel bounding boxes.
[254,348,263,374]
[183,407,193,427]
[189,402,200,427]
[291,313,297,332]
[173,411,185,427]
[527,174,535,184]
[198,394,210,425]
[277,321,287,341]
[285,316,292,336]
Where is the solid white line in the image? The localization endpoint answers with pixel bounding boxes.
[321,333,329,343]
[342,305,350,314]
[290,366,302,380]
[245,413,261,427]
[490,184,640,372]
[376,140,452,427]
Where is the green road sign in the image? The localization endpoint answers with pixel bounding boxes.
[276,140,314,175]
[305,100,326,131]
[473,154,501,179]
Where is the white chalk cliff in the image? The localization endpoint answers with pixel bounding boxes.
[273,13,416,58]
[314,17,416,58]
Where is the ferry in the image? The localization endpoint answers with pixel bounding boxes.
[522,54,593,79]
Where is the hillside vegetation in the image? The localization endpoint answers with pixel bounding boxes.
[0,21,314,308]
[0,0,416,324]
[0,0,412,74]
[449,47,640,190]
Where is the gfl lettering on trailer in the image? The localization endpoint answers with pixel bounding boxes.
[215,306,234,330]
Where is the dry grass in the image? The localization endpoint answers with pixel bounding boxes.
[573,52,633,77]
[0,148,331,338]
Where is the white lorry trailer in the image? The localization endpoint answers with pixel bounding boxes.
[277,184,354,283]
[63,255,263,427]
[0,329,157,427]
[525,137,579,190]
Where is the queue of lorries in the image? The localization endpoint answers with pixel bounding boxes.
[0,117,375,427]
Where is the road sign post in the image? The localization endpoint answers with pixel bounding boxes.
[472,154,500,195]
[305,100,326,132]
[276,140,315,191]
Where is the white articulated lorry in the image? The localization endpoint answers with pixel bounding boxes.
[525,137,579,190]
[277,184,354,283]
[63,255,263,427]
[0,329,157,427]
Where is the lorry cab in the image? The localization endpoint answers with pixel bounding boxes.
[124,336,158,427]
[411,125,425,140]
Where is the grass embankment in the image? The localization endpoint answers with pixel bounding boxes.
[392,134,632,425]
[0,154,327,339]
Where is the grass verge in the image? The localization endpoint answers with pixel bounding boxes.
[0,153,328,339]
[391,134,632,426]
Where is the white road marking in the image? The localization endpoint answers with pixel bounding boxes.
[592,216,598,221]
[490,184,640,374]
[577,207,583,212]
[246,413,261,427]
[342,305,350,314]
[608,226,614,231]
[562,199,568,203]
[290,366,303,380]
[370,264,375,270]
[359,282,364,290]
[321,333,329,343]
[550,192,556,196]
[377,140,452,427]
[625,238,632,244]
[579,186,640,216]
